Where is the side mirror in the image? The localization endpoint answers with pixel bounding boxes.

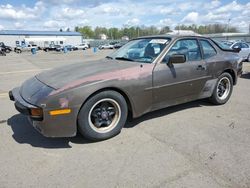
[168,54,186,64]
[233,46,241,52]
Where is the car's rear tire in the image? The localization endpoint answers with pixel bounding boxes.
[78,90,128,141]
[209,72,233,105]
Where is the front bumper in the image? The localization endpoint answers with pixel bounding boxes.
[9,88,42,120]
[9,87,78,137]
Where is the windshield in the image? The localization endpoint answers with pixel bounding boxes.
[109,38,171,63]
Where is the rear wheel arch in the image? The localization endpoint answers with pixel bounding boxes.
[223,69,236,85]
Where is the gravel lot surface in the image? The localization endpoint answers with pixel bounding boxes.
[0,50,250,188]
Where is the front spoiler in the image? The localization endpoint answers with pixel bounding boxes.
[9,87,78,137]
[9,88,42,121]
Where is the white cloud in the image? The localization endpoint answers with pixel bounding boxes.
[14,22,24,29]
[44,20,64,28]
[101,6,121,15]
[204,12,231,23]
[0,2,45,20]
[56,7,85,19]
[159,7,175,15]
[80,19,90,25]
[0,4,36,20]
[216,1,243,13]
[159,18,173,26]
[126,18,140,26]
[41,0,80,5]
[0,24,4,30]
[210,0,221,9]
[181,12,199,23]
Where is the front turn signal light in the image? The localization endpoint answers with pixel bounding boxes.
[49,109,71,116]
[30,108,43,117]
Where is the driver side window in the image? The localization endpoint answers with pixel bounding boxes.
[165,39,201,62]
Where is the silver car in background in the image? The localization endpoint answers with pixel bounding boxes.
[222,41,250,62]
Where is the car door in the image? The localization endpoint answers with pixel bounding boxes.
[152,38,209,110]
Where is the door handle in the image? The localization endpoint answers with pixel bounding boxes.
[197,65,206,70]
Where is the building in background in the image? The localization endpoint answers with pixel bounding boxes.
[0,30,82,47]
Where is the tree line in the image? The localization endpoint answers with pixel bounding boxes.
[74,24,238,40]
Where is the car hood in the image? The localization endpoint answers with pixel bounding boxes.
[36,59,139,90]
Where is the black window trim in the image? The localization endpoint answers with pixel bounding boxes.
[199,39,217,60]
[168,38,202,63]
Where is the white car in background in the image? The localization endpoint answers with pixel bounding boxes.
[75,43,89,50]
[222,41,250,62]
[98,44,114,49]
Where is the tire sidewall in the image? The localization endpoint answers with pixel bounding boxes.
[78,91,128,141]
[212,72,233,104]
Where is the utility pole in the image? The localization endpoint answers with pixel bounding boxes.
[227,18,231,33]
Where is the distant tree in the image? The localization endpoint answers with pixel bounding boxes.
[159,26,171,34]
[78,26,94,38]
[74,26,79,32]
[74,24,239,39]
[66,28,70,32]
[59,28,63,32]
[175,24,238,34]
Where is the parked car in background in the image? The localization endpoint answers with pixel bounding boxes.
[114,41,128,49]
[98,43,115,49]
[222,41,250,62]
[0,42,12,53]
[75,43,89,50]
[14,44,38,53]
[43,44,62,52]
[0,46,6,56]
[9,35,243,141]
[54,45,64,52]
[64,45,78,51]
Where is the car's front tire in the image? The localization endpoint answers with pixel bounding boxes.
[78,90,128,141]
[209,72,233,105]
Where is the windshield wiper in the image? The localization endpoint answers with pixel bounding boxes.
[115,57,134,61]
[105,56,113,59]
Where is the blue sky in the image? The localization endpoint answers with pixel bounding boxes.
[0,0,249,32]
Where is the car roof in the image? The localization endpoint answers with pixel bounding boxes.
[133,34,212,41]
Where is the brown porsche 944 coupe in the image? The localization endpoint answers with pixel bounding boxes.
[9,35,243,141]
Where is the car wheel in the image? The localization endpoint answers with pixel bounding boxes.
[78,90,128,141]
[209,72,233,105]
[5,49,10,53]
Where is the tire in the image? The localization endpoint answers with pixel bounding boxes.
[5,49,10,53]
[209,72,233,105]
[15,49,21,53]
[78,90,128,141]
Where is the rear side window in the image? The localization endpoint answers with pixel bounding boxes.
[241,43,249,48]
[200,40,217,59]
[232,43,240,49]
